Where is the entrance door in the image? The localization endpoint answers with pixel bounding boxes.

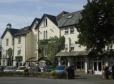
[93,61,102,75]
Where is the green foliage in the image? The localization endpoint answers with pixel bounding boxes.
[39,36,65,63]
[0,72,67,79]
[7,48,13,66]
[7,48,13,57]
[77,0,114,56]
[15,56,23,62]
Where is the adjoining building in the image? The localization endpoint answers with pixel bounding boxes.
[56,11,114,75]
[1,24,19,66]
[56,11,88,73]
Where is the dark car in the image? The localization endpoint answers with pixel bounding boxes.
[0,66,5,72]
[47,66,56,72]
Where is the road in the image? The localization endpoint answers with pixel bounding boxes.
[0,77,113,84]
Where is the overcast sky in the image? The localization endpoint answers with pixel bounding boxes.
[0,0,87,36]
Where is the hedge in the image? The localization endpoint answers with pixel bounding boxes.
[0,71,67,79]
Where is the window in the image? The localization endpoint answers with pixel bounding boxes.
[66,15,73,19]
[18,37,21,44]
[43,18,47,27]
[70,27,74,34]
[64,28,68,35]
[46,31,47,39]
[45,18,47,27]
[43,31,45,39]
[70,47,74,51]
[17,49,21,55]
[43,31,48,39]
[6,39,9,46]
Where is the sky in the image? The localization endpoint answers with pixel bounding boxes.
[0,0,87,36]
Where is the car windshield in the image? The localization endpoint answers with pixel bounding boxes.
[5,67,16,70]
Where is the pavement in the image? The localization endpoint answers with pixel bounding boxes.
[0,76,113,84]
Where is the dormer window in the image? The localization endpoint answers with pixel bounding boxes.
[70,27,74,34]
[65,28,68,35]
[66,15,73,19]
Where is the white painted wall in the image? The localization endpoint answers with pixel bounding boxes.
[13,36,26,66]
[26,32,33,61]
[31,23,38,60]
[1,31,14,66]
[39,17,60,40]
[60,26,86,52]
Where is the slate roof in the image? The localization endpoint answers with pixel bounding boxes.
[56,11,69,21]
[56,51,89,57]
[1,28,19,39]
[46,14,58,26]
[30,18,40,30]
[57,11,82,28]
[14,26,30,36]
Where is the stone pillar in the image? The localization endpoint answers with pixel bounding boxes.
[85,58,88,74]
[68,38,71,52]
[67,58,71,67]
[58,57,61,66]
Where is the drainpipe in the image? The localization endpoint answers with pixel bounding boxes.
[37,27,39,63]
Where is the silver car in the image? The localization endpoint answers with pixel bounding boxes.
[4,66,17,72]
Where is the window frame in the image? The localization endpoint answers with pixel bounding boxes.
[17,49,21,55]
[6,39,9,46]
[70,47,74,51]
[70,27,74,34]
[64,28,69,35]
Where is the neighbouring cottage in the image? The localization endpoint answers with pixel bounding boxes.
[56,11,88,72]
[1,24,19,66]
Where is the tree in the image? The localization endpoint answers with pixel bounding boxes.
[7,48,13,66]
[77,0,114,57]
[39,36,65,64]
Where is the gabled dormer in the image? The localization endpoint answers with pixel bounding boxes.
[36,14,58,29]
[36,14,60,40]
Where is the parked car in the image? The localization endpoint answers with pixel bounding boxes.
[16,66,27,72]
[55,66,66,74]
[4,66,17,72]
[47,66,56,72]
[0,66,5,72]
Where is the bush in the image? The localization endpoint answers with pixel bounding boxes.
[0,72,24,77]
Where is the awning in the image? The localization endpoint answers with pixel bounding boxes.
[56,51,89,57]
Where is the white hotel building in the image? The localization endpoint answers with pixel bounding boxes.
[1,11,114,75]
